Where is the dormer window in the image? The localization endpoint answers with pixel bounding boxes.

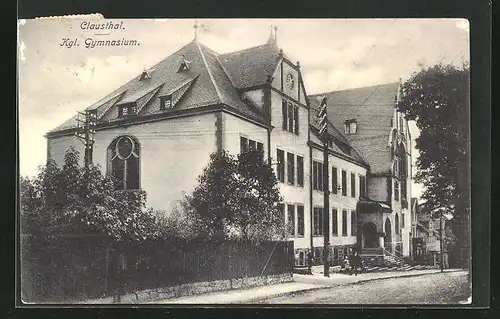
[344,119,357,135]
[118,104,136,117]
[177,55,191,72]
[160,95,173,110]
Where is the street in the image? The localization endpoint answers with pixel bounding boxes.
[258,271,469,304]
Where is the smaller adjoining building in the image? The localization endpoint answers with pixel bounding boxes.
[412,201,451,268]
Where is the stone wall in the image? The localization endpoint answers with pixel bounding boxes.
[78,273,294,304]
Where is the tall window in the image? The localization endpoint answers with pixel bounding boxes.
[401,212,405,229]
[240,136,248,153]
[277,149,285,183]
[394,181,400,201]
[282,100,287,130]
[282,99,299,135]
[288,103,294,134]
[351,210,357,236]
[341,170,347,196]
[313,207,324,236]
[294,105,299,134]
[313,161,324,191]
[297,156,304,187]
[287,152,295,185]
[395,214,400,235]
[401,179,407,200]
[332,208,338,236]
[108,136,140,190]
[359,175,366,198]
[350,173,356,198]
[332,167,338,194]
[287,204,295,236]
[297,205,304,236]
[342,210,348,236]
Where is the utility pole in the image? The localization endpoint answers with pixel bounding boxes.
[318,96,330,277]
[75,109,97,168]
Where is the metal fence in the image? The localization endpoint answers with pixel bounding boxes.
[21,235,294,302]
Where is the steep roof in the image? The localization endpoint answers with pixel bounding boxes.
[309,82,400,174]
[219,42,282,89]
[49,40,278,134]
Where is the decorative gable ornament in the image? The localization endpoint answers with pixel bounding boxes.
[140,67,155,80]
[177,54,191,72]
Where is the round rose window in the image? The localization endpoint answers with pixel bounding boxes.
[116,136,134,159]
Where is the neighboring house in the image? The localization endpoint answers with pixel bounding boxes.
[410,197,419,258]
[309,83,413,258]
[412,202,452,267]
[45,27,409,266]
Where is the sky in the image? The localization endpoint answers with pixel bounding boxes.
[18,18,470,198]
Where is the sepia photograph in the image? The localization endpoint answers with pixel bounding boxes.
[18,18,472,305]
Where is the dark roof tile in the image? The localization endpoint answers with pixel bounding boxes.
[219,43,281,89]
[49,40,270,133]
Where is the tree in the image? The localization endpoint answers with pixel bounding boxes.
[153,193,211,240]
[20,147,158,242]
[190,150,284,241]
[397,63,470,268]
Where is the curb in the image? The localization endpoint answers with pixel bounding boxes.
[245,269,465,303]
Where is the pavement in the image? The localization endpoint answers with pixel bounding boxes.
[260,270,470,304]
[148,267,464,304]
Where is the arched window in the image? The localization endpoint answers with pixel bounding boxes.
[395,214,400,235]
[107,136,140,190]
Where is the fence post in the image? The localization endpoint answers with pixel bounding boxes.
[260,240,280,277]
[104,242,110,296]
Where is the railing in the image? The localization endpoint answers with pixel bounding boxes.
[383,244,405,264]
[360,247,384,256]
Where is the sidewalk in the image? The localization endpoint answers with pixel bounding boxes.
[149,268,464,304]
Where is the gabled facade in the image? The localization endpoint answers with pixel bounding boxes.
[309,83,413,258]
[45,29,405,266]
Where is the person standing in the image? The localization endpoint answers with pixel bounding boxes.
[307,251,313,275]
[351,251,362,276]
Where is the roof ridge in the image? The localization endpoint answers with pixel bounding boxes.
[196,41,223,104]
[310,82,400,97]
[212,52,237,88]
[198,42,221,56]
[220,42,278,56]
